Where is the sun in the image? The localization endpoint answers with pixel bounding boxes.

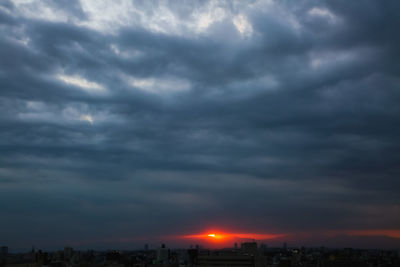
[208,234,216,238]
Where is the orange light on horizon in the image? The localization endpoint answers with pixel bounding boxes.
[167,228,400,249]
[322,229,400,239]
[182,231,286,242]
[348,229,400,239]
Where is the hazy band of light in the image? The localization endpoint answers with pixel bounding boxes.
[181,232,287,240]
[345,230,400,239]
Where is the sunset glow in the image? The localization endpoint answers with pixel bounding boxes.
[319,229,400,239]
[182,231,286,244]
[348,230,400,239]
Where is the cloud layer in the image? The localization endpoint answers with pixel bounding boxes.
[1,0,400,250]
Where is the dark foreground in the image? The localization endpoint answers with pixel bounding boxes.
[1,243,400,267]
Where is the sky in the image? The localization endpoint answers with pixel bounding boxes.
[1,0,400,251]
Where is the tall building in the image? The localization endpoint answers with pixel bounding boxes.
[157,244,169,264]
[241,242,258,256]
[259,243,268,254]
[196,255,254,267]
[0,246,8,256]
[64,247,73,261]
[188,248,198,266]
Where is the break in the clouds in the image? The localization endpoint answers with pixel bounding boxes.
[1,0,400,250]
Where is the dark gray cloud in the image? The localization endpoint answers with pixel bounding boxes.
[1,0,399,250]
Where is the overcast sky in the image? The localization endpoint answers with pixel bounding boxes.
[1,0,400,251]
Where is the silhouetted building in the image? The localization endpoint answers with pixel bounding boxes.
[196,255,254,267]
[64,247,73,261]
[49,261,68,267]
[259,243,267,254]
[0,246,7,257]
[35,250,50,266]
[157,244,169,264]
[188,248,198,266]
[241,242,258,256]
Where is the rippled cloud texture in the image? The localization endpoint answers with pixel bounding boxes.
[1,0,400,250]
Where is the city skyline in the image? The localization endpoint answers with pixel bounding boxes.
[1,0,400,251]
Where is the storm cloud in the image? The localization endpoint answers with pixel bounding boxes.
[1,0,399,250]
